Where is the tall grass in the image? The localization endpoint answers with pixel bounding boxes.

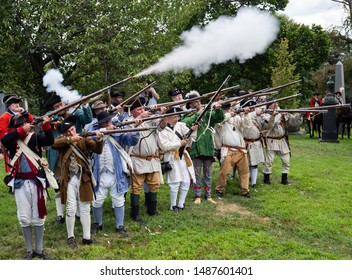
[0,134,351,260]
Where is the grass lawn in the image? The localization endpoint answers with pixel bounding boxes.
[0,134,351,260]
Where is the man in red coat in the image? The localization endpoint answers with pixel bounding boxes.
[309,93,322,108]
[307,93,323,122]
[0,94,34,172]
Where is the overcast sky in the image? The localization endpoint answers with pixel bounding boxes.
[281,0,345,29]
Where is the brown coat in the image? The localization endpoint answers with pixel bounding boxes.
[52,136,103,203]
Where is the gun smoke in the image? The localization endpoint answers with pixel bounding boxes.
[136,7,280,77]
[43,69,81,103]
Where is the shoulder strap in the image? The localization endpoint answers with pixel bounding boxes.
[70,144,97,187]
[10,133,41,169]
[174,130,183,141]
[70,144,91,167]
[107,136,134,173]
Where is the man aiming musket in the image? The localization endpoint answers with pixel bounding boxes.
[123,97,167,224]
[43,93,94,226]
[89,111,141,238]
[259,97,303,186]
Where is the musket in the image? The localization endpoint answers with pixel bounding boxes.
[299,104,351,110]
[116,109,196,128]
[248,93,302,109]
[264,109,328,114]
[179,75,232,159]
[219,89,265,106]
[255,91,279,97]
[33,76,133,124]
[145,84,240,111]
[200,84,240,99]
[252,79,302,94]
[81,126,158,137]
[119,81,157,108]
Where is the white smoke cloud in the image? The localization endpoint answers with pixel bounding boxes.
[42,69,81,103]
[136,7,280,76]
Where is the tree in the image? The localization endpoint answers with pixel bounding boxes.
[270,38,300,109]
[0,0,205,112]
[331,0,352,45]
[0,0,332,112]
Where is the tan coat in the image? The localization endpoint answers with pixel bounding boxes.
[52,136,103,203]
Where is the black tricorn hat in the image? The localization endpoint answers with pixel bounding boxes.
[168,88,183,97]
[221,103,231,110]
[111,91,125,98]
[2,94,22,106]
[97,111,114,124]
[56,115,76,133]
[234,89,248,97]
[124,97,146,112]
[240,98,257,108]
[8,113,29,128]
[43,94,62,110]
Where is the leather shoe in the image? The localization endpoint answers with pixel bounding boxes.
[82,238,98,245]
[241,193,251,198]
[171,206,179,213]
[67,237,77,249]
[177,205,185,210]
[35,251,54,260]
[55,215,65,225]
[92,223,103,234]
[23,251,34,260]
[116,226,129,237]
[194,197,201,204]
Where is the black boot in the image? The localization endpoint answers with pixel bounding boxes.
[130,194,144,224]
[263,173,271,185]
[281,173,290,185]
[147,192,159,216]
[144,192,149,207]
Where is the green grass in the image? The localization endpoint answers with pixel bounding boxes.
[0,134,352,260]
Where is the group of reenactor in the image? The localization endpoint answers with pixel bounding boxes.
[0,82,304,259]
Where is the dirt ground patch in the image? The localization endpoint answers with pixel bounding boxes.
[216,200,270,222]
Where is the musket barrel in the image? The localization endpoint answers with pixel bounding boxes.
[116,109,196,127]
[34,76,133,124]
[82,126,158,137]
[299,104,351,110]
[252,79,302,94]
[265,109,328,113]
[220,89,271,106]
[119,81,157,107]
[249,93,302,109]
[145,84,240,110]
